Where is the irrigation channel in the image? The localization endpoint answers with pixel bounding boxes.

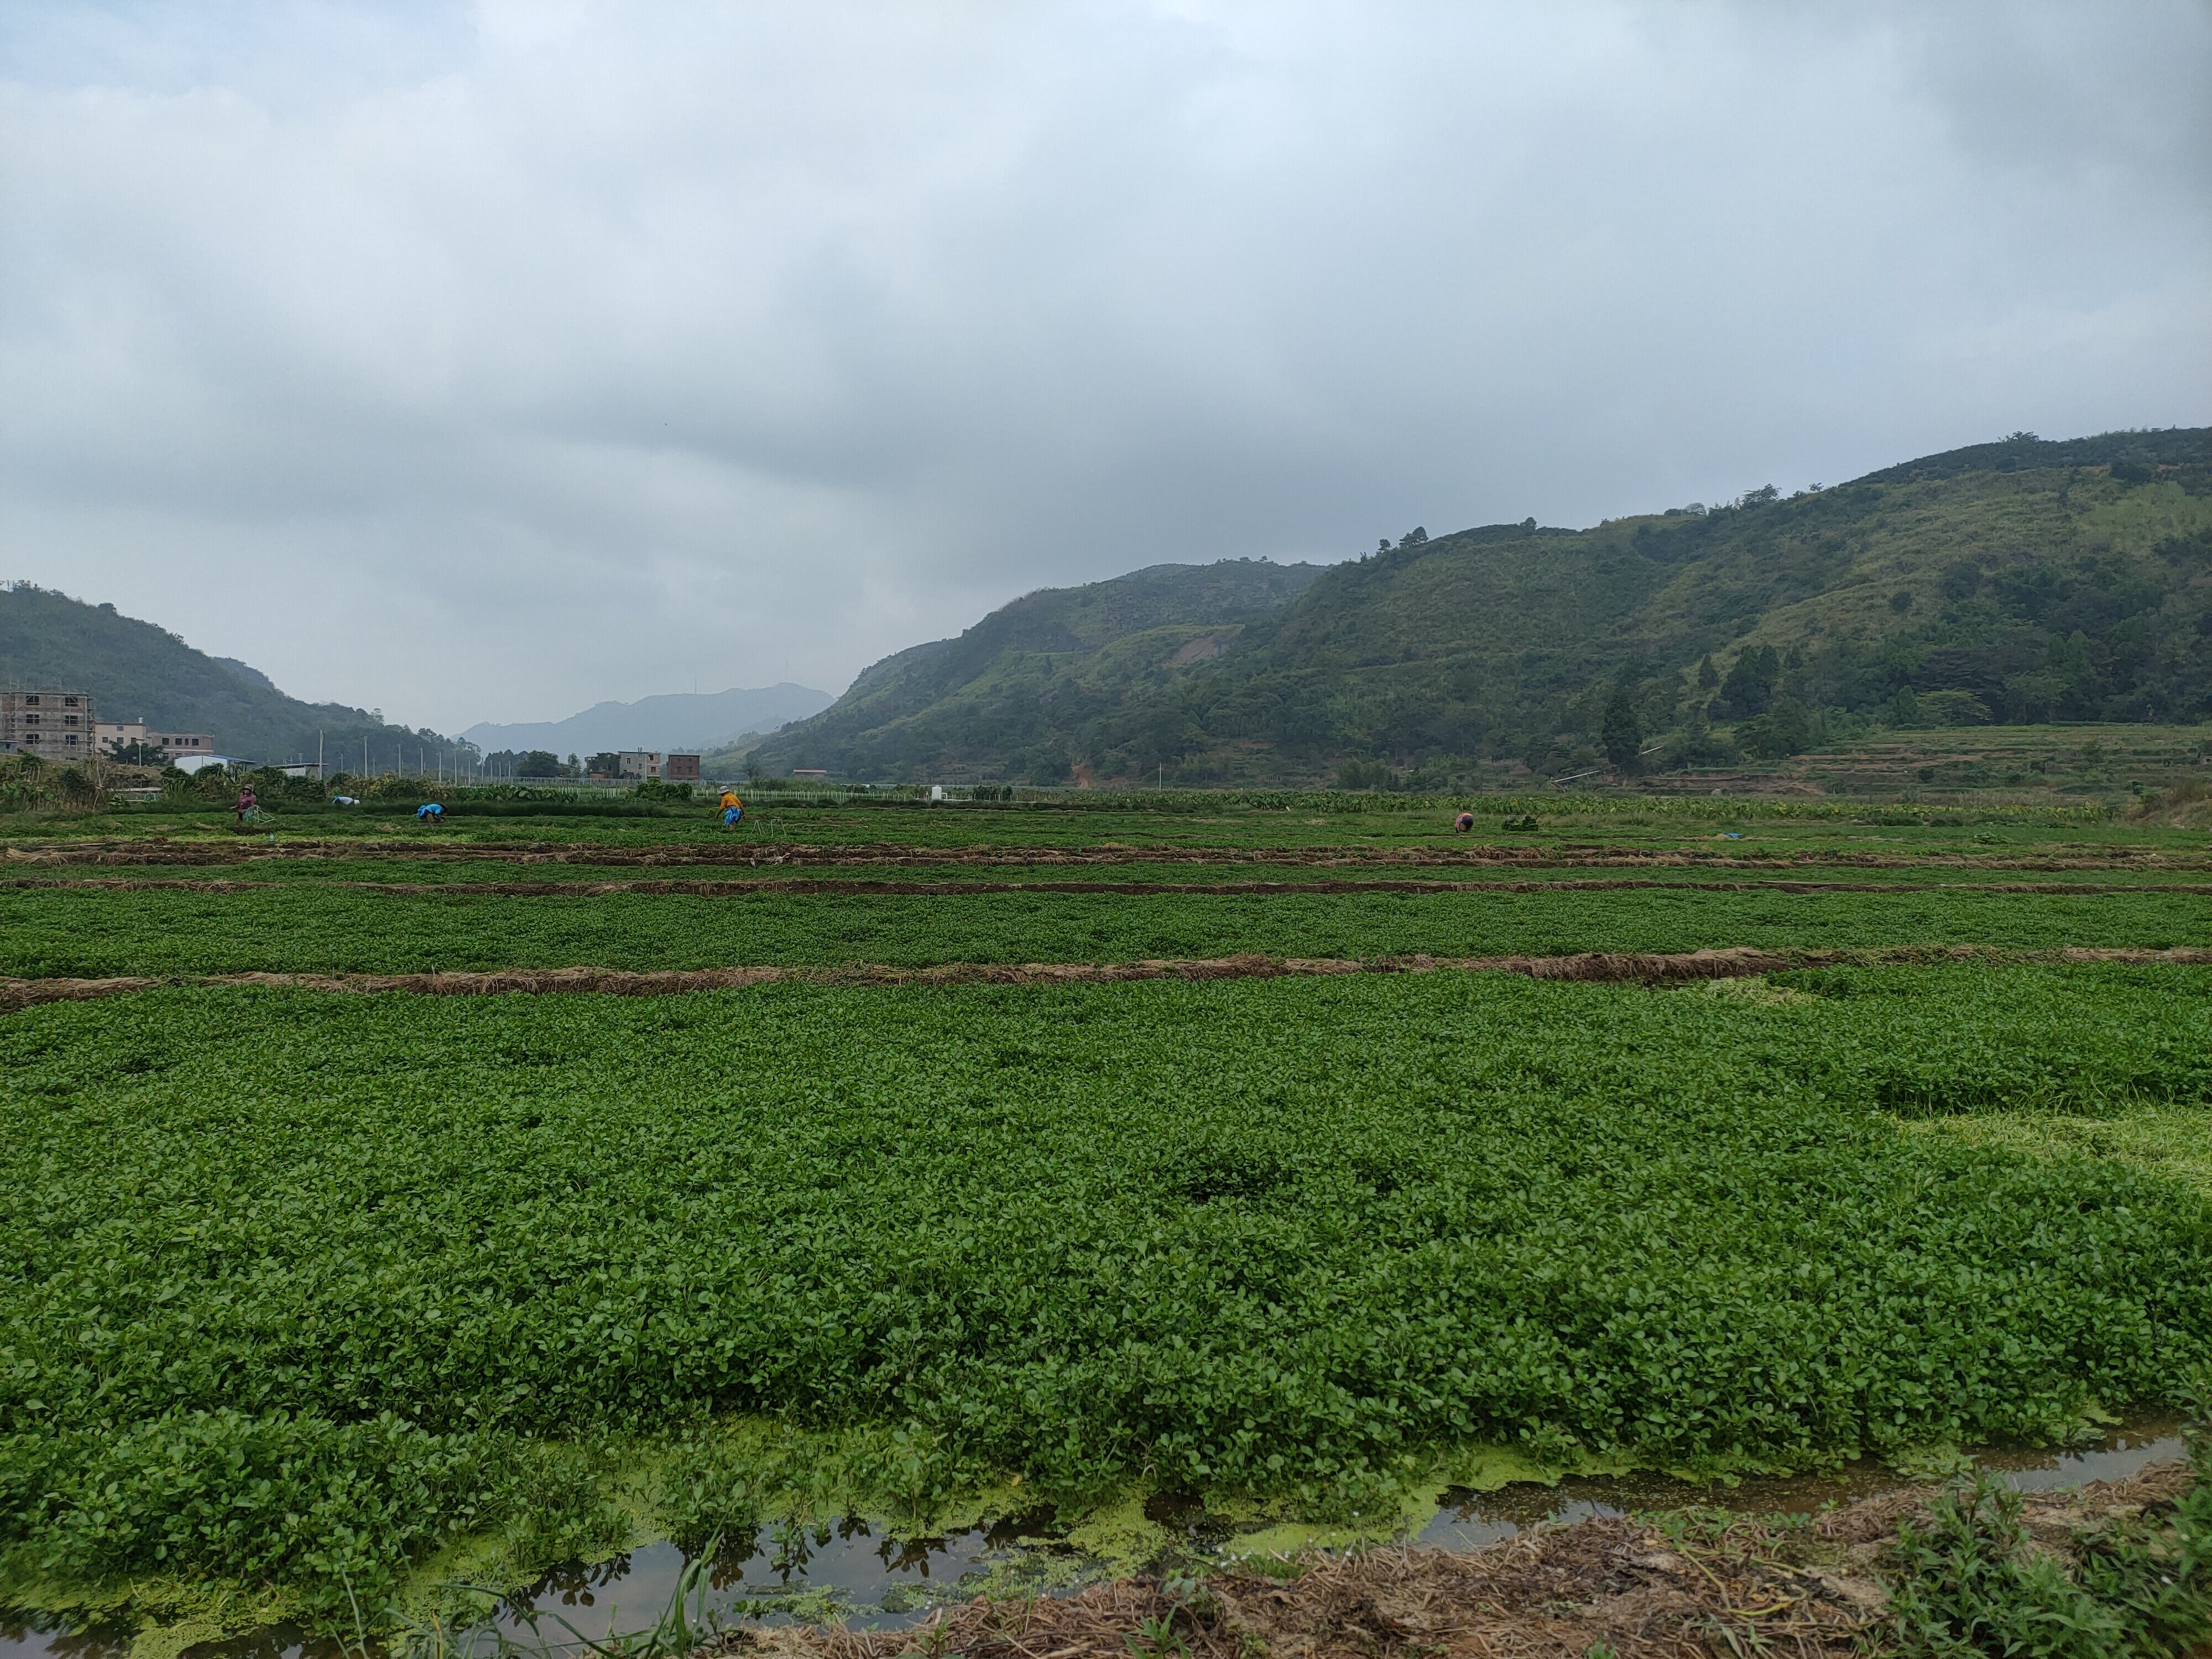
[0,1421,2185,1659]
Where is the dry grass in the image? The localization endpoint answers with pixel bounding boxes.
[3,839,2206,873]
[2130,776,2212,830]
[8,947,2212,1016]
[718,1462,2198,1659]
[12,876,2212,897]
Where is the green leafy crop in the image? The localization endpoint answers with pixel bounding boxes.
[2,966,2209,1611]
[2,884,2204,978]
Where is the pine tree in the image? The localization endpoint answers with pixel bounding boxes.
[1603,682,1642,770]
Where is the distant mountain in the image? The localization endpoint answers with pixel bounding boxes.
[754,428,2212,785]
[750,559,1325,783]
[462,684,834,758]
[0,585,450,765]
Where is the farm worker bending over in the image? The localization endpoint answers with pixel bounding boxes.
[233,786,257,827]
[1454,811,1474,832]
[718,790,744,828]
[416,802,444,823]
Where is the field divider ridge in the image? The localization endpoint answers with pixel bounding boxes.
[7,945,2211,1013]
[11,877,2211,896]
[7,839,2206,873]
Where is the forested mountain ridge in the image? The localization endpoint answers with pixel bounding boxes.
[752,559,1323,782]
[462,684,833,757]
[0,583,454,765]
[757,427,2212,786]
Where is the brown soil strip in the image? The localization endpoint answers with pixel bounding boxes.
[6,839,2205,874]
[726,1460,2198,1659]
[10,874,2212,899]
[8,946,2210,1015]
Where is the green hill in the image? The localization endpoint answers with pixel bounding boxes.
[0,583,455,768]
[752,559,1324,783]
[758,427,2212,786]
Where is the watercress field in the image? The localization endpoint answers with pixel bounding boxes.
[3,882,2208,977]
[1,798,2208,1633]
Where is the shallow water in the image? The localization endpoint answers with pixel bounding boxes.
[0,1421,2187,1659]
[0,1505,1075,1659]
[1416,1418,2186,1551]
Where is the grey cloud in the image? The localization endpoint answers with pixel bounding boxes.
[2,1,2206,732]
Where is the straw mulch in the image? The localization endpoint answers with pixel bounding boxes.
[724,1515,1877,1659]
[716,1461,2198,1659]
[14,946,2212,1015]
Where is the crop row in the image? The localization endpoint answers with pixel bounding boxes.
[14,857,2200,888]
[1,884,2205,978]
[2,964,2209,1610]
[21,795,2164,858]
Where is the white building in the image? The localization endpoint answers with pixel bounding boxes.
[95,720,215,761]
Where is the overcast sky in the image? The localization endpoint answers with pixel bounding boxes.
[4,2,2208,734]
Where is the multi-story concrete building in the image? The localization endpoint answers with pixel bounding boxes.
[95,719,215,761]
[617,752,702,782]
[1,690,95,758]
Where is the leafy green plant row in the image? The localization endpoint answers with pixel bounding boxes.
[3,966,2209,1615]
[24,853,2199,890]
[81,782,2120,824]
[1,884,2205,978]
[13,800,2177,867]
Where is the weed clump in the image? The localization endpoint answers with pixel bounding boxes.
[1889,1453,2212,1656]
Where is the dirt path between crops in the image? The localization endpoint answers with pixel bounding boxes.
[11,874,2212,898]
[7,945,2209,1014]
[724,1459,2200,1659]
[6,839,2206,874]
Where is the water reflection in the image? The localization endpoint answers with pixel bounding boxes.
[1418,1418,2187,1552]
[497,1510,1033,1647]
[0,1621,140,1659]
[0,1422,2189,1659]
[1976,1423,2184,1491]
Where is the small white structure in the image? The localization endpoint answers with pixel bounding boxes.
[171,752,249,776]
[617,750,665,780]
